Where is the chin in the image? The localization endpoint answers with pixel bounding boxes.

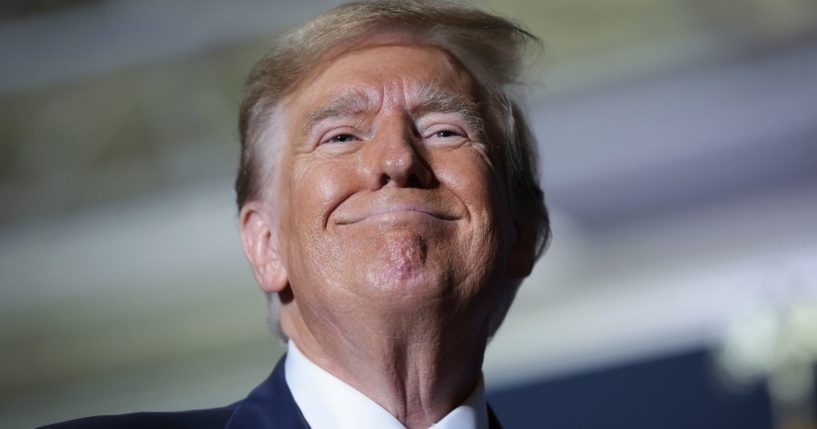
[363,230,435,286]
[365,267,440,294]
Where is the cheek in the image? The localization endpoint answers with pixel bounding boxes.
[282,159,357,290]
[288,158,358,229]
[435,151,499,215]
[436,150,512,263]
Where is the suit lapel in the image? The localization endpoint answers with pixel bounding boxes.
[225,355,310,429]
[487,404,504,429]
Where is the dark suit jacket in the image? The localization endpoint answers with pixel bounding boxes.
[39,356,503,428]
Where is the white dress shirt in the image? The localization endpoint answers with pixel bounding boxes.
[285,340,489,429]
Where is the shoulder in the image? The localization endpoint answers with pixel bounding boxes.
[38,359,304,429]
[37,406,235,429]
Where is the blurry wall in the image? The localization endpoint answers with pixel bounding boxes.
[1,0,816,428]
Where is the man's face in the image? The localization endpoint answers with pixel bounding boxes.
[268,43,519,338]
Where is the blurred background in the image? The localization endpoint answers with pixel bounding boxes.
[1,0,816,428]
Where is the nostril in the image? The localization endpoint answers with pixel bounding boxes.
[380,175,391,186]
[405,174,420,188]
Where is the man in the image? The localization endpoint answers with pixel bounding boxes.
[42,1,550,428]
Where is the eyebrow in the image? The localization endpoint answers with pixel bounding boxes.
[303,83,485,135]
[305,88,373,133]
[410,82,485,134]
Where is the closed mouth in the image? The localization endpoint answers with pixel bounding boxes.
[335,204,458,225]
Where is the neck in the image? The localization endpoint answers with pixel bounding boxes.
[282,299,488,429]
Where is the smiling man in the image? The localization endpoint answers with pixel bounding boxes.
[42,1,550,429]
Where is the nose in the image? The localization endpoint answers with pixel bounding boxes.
[365,116,433,189]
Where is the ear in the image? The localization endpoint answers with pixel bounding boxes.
[506,215,537,279]
[239,201,289,293]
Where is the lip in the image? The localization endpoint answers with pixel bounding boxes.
[334,202,458,225]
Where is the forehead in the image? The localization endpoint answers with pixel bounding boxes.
[288,43,475,109]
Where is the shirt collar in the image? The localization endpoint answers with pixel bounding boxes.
[285,340,488,429]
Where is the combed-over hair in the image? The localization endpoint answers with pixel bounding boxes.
[236,0,551,339]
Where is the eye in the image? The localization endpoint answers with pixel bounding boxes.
[323,133,359,145]
[434,130,458,138]
[425,126,466,142]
